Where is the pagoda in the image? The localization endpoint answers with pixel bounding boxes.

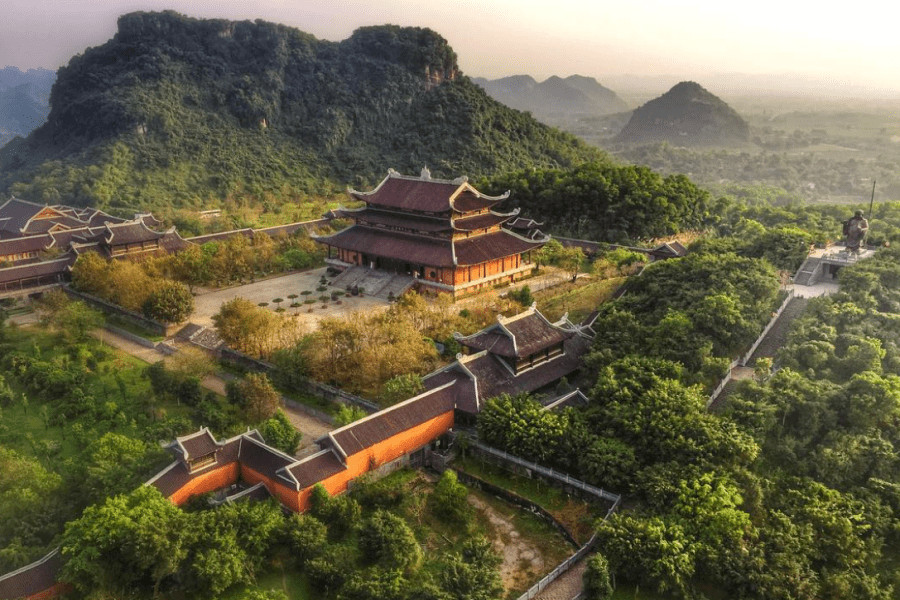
[316,168,549,297]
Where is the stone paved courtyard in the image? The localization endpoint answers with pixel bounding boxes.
[190,267,389,329]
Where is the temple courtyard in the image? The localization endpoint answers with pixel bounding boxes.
[189,267,389,328]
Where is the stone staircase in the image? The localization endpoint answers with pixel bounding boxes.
[330,266,368,289]
[793,257,823,286]
[379,274,416,300]
[745,296,810,366]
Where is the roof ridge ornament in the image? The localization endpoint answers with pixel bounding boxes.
[420,166,431,180]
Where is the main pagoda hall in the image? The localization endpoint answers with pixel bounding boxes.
[316,168,549,298]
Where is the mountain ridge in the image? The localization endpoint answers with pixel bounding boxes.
[0,11,600,211]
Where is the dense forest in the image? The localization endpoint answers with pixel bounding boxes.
[478,220,900,598]
[478,161,711,242]
[0,11,599,213]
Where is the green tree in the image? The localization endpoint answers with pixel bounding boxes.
[429,470,470,524]
[439,537,503,600]
[334,404,368,426]
[381,373,424,404]
[583,553,613,600]
[77,432,167,506]
[227,372,280,423]
[35,291,102,343]
[61,486,189,596]
[285,513,327,564]
[259,409,302,455]
[142,280,194,323]
[359,510,423,572]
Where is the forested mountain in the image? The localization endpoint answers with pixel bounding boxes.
[473,74,628,121]
[617,81,749,147]
[0,67,55,147]
[0,12,600,211]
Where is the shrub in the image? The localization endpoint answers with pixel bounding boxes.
[141,281,194,324]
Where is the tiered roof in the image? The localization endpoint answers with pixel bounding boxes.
[348,168,510,214]
[426,306,596,413]
[318,169,548,269]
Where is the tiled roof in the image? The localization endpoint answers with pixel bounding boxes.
[454,230,545,265]
[423,369,479,413]
[456,306,574,358]
[351,174,462,213]
[239,435,297,486]
[224,481,271,504]
[146,461,194,498]
[453,210,517,232]
[0,197,46,236]
[507,217,544,230]
[22,215,88,235]
[287,449,346,489]
[0,256,73,285]
[452,189,506,213]
[0,549,61,600]
[338,207,452,233]
[174,428,219,460]
[0,234,53,258]
[317,225,455,267]
[325,381,457,457]
[460,336,591,409]
[349,170,508,214]
[105,220,166,245]
[651,241,687,257]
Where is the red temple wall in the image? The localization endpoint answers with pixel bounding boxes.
[240,466,302,512]
[296,410,455,512]
[25,583,69,600]
[168,462,240,506]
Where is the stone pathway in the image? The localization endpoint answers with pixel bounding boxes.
[534,558,586,600]
[468,494,545,593]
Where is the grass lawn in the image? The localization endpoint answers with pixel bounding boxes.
[536,276,625,322]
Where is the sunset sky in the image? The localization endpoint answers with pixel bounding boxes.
[3,0,899,95]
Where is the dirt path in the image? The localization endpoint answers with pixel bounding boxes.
[91,328,333,453]
[468,494,546,593]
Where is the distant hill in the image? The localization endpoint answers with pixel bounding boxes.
[0,67,55,147]
[473,74,628,120]
[616,81,749,147]
[0,12,600,211]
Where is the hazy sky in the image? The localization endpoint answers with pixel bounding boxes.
[3,0,899,95]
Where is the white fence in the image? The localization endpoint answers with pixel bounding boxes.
[707,290,796,407]
[516,534,598,600]
[470,441,620,504]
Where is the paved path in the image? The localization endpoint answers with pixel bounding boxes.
[91,328,333,454]
[533,558,586,600]
[745,297,810,367]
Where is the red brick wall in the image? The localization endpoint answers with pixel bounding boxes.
[168,462,240,506]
